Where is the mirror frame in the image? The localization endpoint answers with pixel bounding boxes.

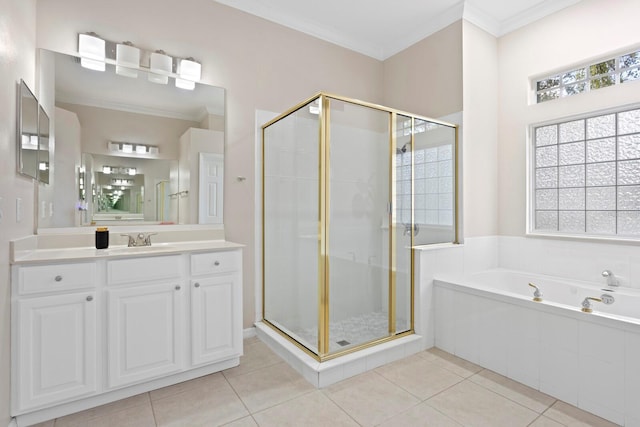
[38,105,50,184]
[17,79,39,179]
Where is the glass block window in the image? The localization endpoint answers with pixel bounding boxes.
[396,119,454,228]
[535,49,640,103]
[532,107,640,237]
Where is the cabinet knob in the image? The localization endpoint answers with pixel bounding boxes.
[214,261,220,266]
[86,295,93,302]
[194,282,200,288]
[175,285,181,291]
[55,275,62,282]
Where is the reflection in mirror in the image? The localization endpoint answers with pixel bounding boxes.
[38,49,225,229]
[38,105,50,184]
[18,80,38,179]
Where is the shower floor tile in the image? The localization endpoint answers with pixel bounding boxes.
[291,311,407,353]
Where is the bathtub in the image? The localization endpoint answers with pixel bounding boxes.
[433,268,640,426]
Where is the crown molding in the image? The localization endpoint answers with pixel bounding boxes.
[498,0,581,36]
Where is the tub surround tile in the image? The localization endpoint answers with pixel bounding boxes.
[626,332,640,423]
[376,401,463,427]
[539,314,579,406]
[506,306,540,389]
[469,370,556,414]
[427,381,539,427]
[544,401,621,427]
[577,322,625,425]
[252,391,358,427]
[323,371,420,426]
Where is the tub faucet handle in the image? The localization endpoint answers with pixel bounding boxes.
[528,282,542,301]
[601,270,619,287]
[581,296,602,313]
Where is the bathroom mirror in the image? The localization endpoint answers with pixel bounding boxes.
[37,49,225,229]
[17,80,39,179]
[38,105,50,184]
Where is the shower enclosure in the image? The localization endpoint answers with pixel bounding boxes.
[262,93,457,361]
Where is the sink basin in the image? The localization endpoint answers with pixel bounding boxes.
[105,245,175,255]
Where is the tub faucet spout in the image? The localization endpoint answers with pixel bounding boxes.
[601,270,619,287]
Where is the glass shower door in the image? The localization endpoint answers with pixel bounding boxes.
[326,99,392,352]
[263,101,320,353]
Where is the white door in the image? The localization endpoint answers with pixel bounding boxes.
[191,274,240,365]
[107,282,184,388]
[17,292,97,411]
[199,153,224,224]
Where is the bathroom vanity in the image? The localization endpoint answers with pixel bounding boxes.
[10,234,243,426]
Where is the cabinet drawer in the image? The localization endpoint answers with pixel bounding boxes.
[107,255,182,285]
[18,263,96,295]
[191,250,240,276]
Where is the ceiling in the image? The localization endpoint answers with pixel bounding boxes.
[214,0,581,60]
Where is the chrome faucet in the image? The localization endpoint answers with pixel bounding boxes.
[601,270,619,287]
[121,232,157,247]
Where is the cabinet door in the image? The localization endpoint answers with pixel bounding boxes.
[16,292,97,411]
[191,274,241,365]
[107,282,184,388]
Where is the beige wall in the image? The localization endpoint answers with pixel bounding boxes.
[35,0,385,329]
[383,21,463,118]
[497,0,640,236]
[0,0,37,424]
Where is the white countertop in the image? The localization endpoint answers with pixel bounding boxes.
[12,240,244,264]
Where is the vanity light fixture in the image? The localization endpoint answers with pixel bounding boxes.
[39,162,48,171]
[149,50,172,84]
[108,141,159,156]
[77,32,203,89]
[175,78,196,90]
[102,166,112,174]
[78,32,106,71]
[115,42,140,78]
[178,57,201,82]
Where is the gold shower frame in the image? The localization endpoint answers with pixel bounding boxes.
[261,92,459,362]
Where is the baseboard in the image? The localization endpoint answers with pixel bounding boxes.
[243,326,256,339]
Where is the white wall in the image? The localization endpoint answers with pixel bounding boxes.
[462,21,499,238]
[0,1,37,424]
[498,0,640,237]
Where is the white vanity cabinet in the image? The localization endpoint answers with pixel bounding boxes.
[12,262,98,413]
[190,250,242,366]
[11,244,243,426]
[106,255,185,388]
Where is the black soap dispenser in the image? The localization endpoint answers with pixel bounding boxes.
[95,227,109,249]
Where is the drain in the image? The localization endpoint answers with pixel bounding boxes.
[336,340,351,346]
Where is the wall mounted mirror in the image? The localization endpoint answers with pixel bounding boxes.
[37,49,225,229]
[17,80,39,179]
[38,105,50,184]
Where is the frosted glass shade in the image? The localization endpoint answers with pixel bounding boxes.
[78,33,106,71]
[178,58,201,81]
[149,51,172,84]
[175,78,195,90]
[116,43,140,78]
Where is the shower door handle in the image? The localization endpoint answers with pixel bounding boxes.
[403,223,419,236]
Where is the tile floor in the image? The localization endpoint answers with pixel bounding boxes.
[32,337,619,427]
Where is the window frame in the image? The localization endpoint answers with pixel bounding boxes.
[527,103,640,242]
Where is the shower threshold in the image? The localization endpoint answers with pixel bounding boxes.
[255,321,423,388]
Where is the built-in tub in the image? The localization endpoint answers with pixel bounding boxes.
[433,268,640,427]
